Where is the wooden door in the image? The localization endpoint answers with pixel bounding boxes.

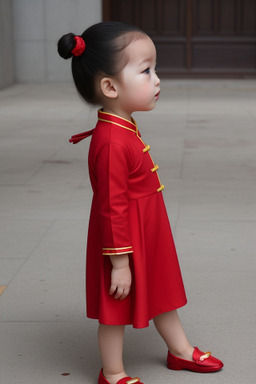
[103,0,256,77]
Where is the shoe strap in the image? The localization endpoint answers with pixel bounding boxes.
[199,352,211,361]
[193,347,212,362]
[118,378,141,384]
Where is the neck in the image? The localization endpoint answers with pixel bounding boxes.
[101,106,132,122]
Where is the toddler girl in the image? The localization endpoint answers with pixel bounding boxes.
[58,21,223,384]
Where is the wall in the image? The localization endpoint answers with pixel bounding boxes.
[13,0,102,82]
[0,0,14,89]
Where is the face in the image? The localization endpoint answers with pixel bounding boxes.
[113,35,160,120]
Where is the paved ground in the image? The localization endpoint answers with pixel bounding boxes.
[0,80,256,384]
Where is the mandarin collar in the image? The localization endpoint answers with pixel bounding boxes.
[98,109,139,136]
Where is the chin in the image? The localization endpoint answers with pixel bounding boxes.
[136,103,156,113]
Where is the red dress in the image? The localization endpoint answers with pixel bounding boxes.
[70,110,187,328]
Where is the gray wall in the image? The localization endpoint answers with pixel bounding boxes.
[13,0,101,83]
[0,0,14,89]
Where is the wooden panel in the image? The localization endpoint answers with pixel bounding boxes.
[191,0,256,74]
[103,0,256,77]
[192,44,256,69]
[110,0,136,24]
[138,0,158,34]
[219,0,236,34]
[156,42,186,70]
[155,0,187,70]
[162,0,186,36]
[241,0,256,34]
[192,0,215,35]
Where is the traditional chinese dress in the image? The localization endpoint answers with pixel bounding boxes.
[70,110,187,328]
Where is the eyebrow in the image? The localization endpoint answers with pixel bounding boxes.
[138,57,156,66]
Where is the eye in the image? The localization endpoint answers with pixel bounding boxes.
[142,67,150,74]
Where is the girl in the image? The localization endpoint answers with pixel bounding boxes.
[58,22,223,384]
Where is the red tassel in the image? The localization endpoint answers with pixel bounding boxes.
[69,129,94,144]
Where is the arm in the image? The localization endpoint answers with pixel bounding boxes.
[95,142,133,253]
[95,143,133,300]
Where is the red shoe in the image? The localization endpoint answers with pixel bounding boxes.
[98,369,144,384]
[167,347,224,373]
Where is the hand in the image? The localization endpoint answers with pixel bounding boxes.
[109,265,132,301]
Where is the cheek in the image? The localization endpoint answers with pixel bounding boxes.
[125,76,154,103]
[139,81,154,98]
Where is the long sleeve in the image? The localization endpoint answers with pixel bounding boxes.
[95,142,133,256]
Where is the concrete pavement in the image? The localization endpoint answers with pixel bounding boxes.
[0,80,256,383]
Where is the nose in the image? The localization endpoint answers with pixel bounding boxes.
[155,72,160,86]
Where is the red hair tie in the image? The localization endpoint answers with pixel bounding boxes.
[71,36,86,57]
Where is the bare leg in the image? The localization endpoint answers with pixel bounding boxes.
[98,324,127,384]
[153,310,194,361]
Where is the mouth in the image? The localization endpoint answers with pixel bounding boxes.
[155,90,160,100]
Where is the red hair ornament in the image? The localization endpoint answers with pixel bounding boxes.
[71,36,86,57]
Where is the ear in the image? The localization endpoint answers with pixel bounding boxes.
[100,77,118,99]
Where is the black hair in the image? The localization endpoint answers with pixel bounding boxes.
[57,21,146,105]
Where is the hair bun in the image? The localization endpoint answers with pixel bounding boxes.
[57,33,76,59]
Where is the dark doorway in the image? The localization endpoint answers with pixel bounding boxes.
[103,0,256,77]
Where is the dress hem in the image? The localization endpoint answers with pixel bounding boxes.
[87,299,187,329]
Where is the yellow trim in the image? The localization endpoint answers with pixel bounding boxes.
[98,110,138,135]
[157,185,165,192]
[142,145,151,153]
[200,352,211,361]
[126,379,140,384]
[103,250,133,256]
[0,286,7,296]
[98,117,137,133]
[99,109,137,127]
[151,165,159,173]
[102,247,132,250]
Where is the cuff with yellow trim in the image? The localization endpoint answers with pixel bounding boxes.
[102,246,133,256]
